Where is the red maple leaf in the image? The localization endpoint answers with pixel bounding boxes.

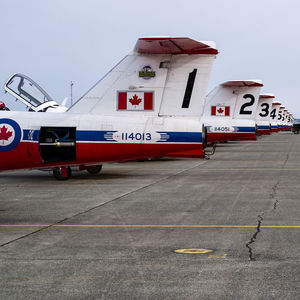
[217,107,224,114]
[129,94,142,106]
[0,125,13,142]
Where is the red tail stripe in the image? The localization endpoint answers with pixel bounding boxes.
[118,92,127,110]
[144,92,153,110]
[211,106,216,115]
[225,106,230,116]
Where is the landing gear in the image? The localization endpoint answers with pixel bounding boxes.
[204,143,217,160]
[87,165,102,175]
[53,166,72,180]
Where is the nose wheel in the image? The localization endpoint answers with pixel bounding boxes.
[53,167,72,180]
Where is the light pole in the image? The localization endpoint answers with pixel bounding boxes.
[70,81,74,106]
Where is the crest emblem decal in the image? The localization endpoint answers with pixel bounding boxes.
[139,66,156,79]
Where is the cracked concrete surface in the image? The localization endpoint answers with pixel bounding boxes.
[245,149,292,261]
[246,213,264,261]
[0,132,299,299]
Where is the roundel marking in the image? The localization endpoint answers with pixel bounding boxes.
[0,119,22,152]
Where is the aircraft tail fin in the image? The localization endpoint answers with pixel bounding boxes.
[256,94,275,121]
[68,37,218,117]
[204,80,263,119]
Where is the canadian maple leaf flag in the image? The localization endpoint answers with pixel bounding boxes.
[211,106,230,116]
[118,92,153,111]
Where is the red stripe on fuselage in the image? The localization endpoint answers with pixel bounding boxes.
[207,132,256,143]
[0,141,203,171]
[238,135,257,141]
[256,129,271,135]
[164,148,204,158]
[0,142,41,170]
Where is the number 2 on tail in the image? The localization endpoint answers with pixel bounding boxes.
[240,94,255,115]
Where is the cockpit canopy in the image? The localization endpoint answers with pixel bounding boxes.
[4,73,62,112]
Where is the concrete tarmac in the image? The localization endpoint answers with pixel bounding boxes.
[0,132,299,299]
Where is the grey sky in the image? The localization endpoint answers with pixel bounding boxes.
[1,0,299,116]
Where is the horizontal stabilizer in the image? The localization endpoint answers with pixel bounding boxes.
[135,37,218,55]
[259,94,275,99]
[221,80,263,87]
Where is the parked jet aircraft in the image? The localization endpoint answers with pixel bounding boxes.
[276,106,293,131]
[270,101,281,132]
[0,37,219,179]
[288,112,294,130]
[255,94,274,135]
[278,106,286,131]
[202,80,263,143]
[285,110,291,130]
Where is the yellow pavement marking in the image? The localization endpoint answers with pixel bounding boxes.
[175,248,213,254]
[196,168,300,171]
[0,225,299,228]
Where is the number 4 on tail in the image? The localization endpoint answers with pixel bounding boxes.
[270,108,277,119]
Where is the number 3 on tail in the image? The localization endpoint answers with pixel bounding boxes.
[240,94,255,115]
[259,103,270,117]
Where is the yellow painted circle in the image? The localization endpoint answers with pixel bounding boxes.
[174,248,213,254]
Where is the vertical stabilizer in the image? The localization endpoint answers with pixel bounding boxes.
[270,101,281,131]
[204,80,263,119]
[256,94,275,121]
[69,37,218,117]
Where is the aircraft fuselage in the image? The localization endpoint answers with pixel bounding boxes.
[0,112,204,171]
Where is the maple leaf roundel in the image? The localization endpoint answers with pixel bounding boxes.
[0,119,22,152]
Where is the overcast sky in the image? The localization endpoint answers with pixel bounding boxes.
[1,0,299,116]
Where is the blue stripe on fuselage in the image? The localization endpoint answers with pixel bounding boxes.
[76,130,118,142]
[236,127,256,133]
[156,131,202,143]
[22,129,203,143]
[257,125,270,130]
[23,129,39,141]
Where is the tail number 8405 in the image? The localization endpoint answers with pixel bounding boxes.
[212,127,231,132]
